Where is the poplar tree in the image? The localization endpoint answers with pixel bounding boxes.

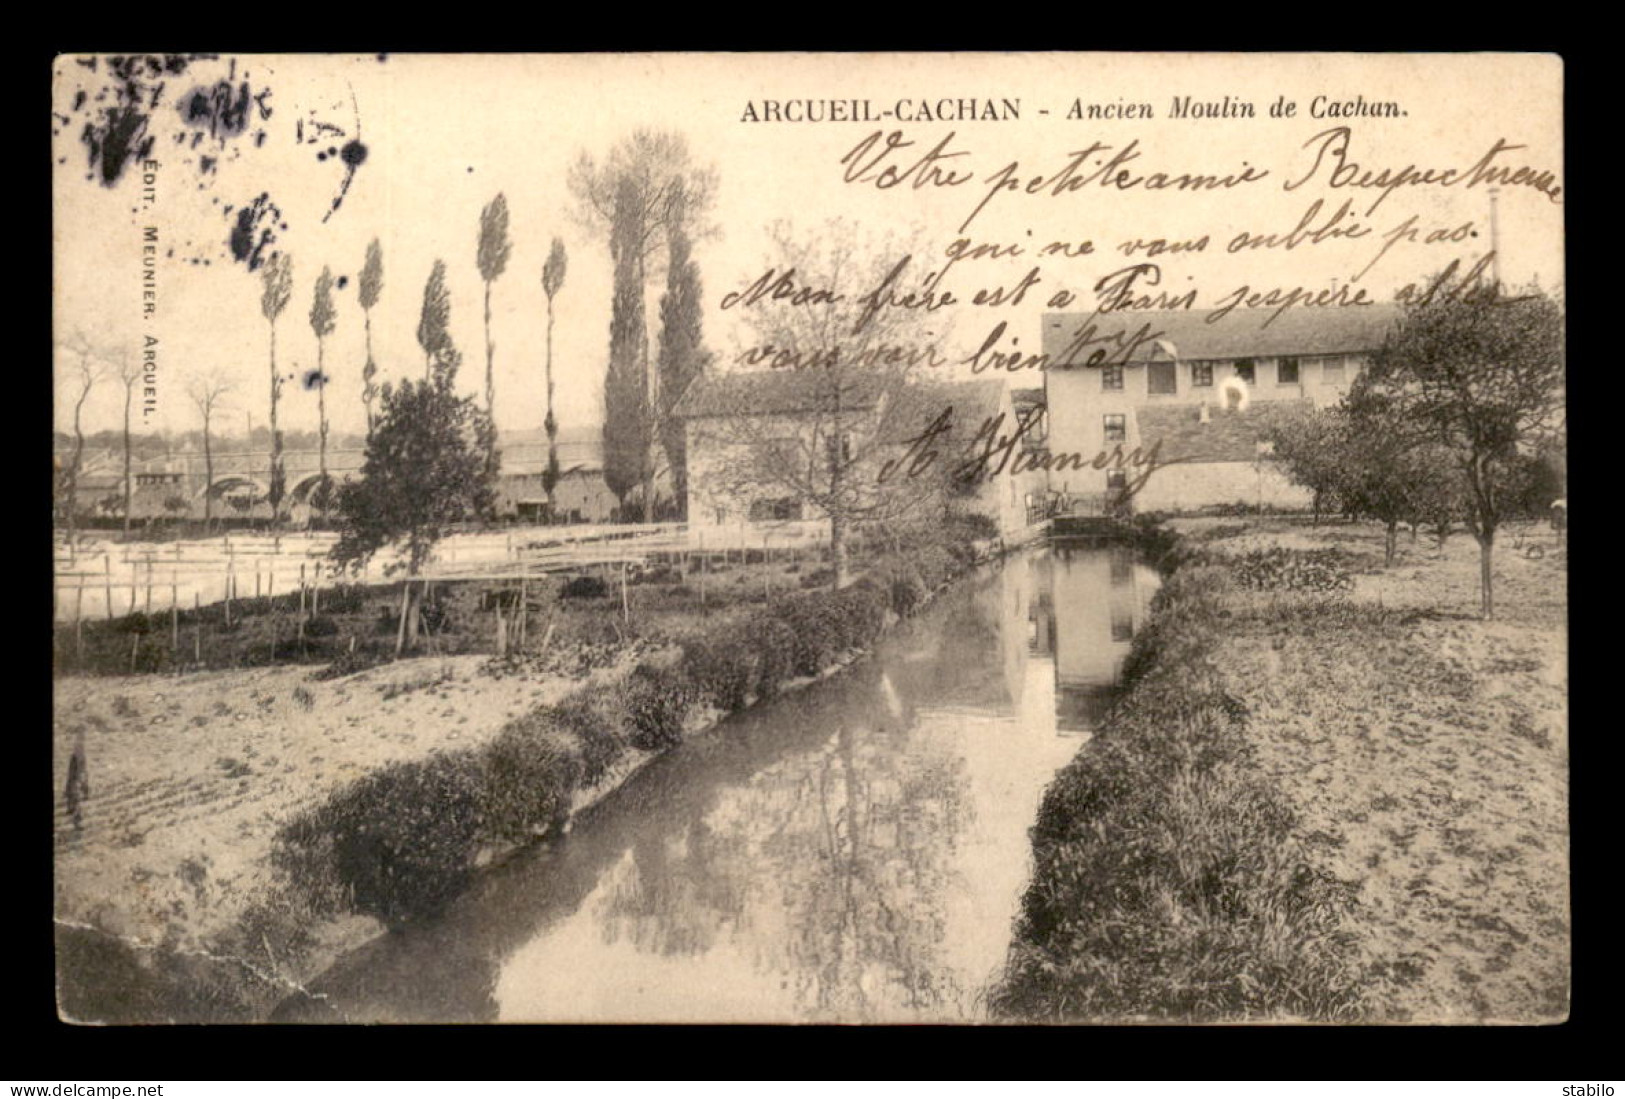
[261,252,294,525]
[310,265,337,522]
[602,178,653,519]
[359,238,384,436]
[476,194,512,483]
[417,259,452,380]
[541,237,568,517]
[655,187,710,518]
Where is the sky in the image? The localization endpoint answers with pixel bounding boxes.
[52,52,1565,441]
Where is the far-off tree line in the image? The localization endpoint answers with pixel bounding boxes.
[54,128,717,549]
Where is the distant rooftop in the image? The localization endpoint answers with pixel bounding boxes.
[1042,305,1402,365]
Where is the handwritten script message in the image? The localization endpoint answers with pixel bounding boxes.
[714,110,1562,486]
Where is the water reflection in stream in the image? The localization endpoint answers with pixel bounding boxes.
[284,542,1158,1023]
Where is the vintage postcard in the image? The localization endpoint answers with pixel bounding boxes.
[52,52,1566,1024]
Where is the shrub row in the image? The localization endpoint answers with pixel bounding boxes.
[273,565,925,926]
[991,532,1368,1023]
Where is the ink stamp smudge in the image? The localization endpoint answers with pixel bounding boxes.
[228,192,284,271]
[67,54,208,186]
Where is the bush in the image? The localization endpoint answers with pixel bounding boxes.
[559,575,609,600]
[681,627,760,714]
[303,615,339,638]
[1230,548,1353,593]
[947,510,1000,541]
[278,752,486,927]
[911,544,958,590]
[770,592,847,677]
[751,616,798,698]
[479,717,582,844]
[320,583,369,615]
[548,688,629,784]
[831,583,889,649]
[623,663,696,751]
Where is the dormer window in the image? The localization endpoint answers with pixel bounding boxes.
[1147,361,1177,395]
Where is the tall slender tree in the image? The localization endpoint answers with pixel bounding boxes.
[570,130,716,514]
[477,194,512,483]
[116,350,140,538]
[541,237,568,518]
[359,238,384,436]
[310,266,338,524]
[655,186,710,518]
[417,259,452,380]
[602,178,654,519]
[185,369,234,530]
[261,252,294,525]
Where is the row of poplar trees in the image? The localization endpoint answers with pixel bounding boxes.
[251,199,573,525]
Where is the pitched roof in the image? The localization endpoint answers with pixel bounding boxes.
[876,378,1006,444]
[1042,305,1402,365]
[672,370,890,420]
[1137,401,1313,464]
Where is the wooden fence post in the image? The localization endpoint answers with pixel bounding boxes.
[104,555,113,621]
[194,591,202,664]
[75,583,84,664]
[144,558,153,615]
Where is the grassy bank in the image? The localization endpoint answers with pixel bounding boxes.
[993,517,1567,1023]
[55,515,1002,1022]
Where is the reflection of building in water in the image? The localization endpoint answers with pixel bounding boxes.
[1030,542,1158,734]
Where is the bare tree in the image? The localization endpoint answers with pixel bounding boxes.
[261,252,294,525]
[56,330,106,551]
[692,220,942,586]
[186,369,234,530]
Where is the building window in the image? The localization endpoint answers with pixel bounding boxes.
[1278,357,1301,385]
[1101,363,1123,391]
[1147,360,1177,396]
[1191,361,1213,387]
[1321,355,1346,382]
[1103,414,1126,443]
[1106,469,1127,490]
[1234,359,1256,385]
